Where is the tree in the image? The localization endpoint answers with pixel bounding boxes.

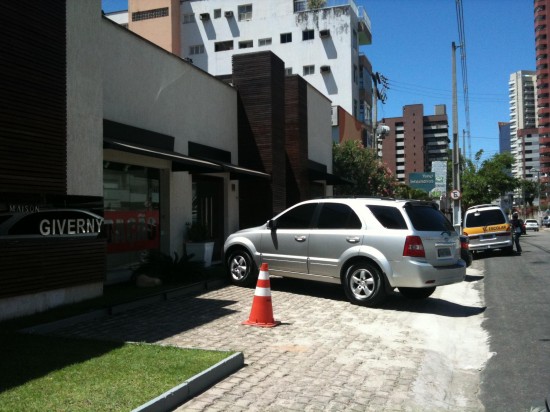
[307,0,326,9]
[460,150,517,210]
[333,140,398,197]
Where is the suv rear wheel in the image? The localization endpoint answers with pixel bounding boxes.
[227,249,258,286]
[343,262,387,307]
[398,286,436,299]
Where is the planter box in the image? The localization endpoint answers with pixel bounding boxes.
[186,241,214,267]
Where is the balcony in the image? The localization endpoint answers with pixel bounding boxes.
[293,0,372,45]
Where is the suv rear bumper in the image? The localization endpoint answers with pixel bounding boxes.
[469,238,512,251]
[389,260,466,288]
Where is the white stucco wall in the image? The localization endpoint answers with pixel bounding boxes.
[307,85,333,173]
[66,1,104,196]
[99,16,239,255]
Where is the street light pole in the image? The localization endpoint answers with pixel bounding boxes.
[531,168,541,222]
[451,42,462,233]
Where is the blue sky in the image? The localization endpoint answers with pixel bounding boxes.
[102,0,535,161]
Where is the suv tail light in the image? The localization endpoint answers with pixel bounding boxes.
[403,235,425,257]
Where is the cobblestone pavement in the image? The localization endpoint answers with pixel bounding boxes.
[55,263,489,411]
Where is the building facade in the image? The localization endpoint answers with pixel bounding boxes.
[379,104,449,183]
[0,1,337,320]
[535,0,550,209]
[509,70,539,180]
[113,0,376,145]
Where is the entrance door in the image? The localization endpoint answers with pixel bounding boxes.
[192,176,224,261]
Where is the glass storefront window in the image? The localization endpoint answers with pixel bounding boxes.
[103,162,160,283]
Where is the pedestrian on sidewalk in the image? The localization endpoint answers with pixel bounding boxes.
[511,212,525,254]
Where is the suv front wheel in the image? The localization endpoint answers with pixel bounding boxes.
[227,249,258,287]
[343,262,387,307]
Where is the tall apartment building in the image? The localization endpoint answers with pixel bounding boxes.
[379,104,449,183]
[114,0,375,144]
[535,0,550,209]
[509,70,539,181]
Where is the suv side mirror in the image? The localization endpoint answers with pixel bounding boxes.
[267,219,277,231]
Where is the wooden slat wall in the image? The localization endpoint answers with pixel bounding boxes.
[285,76,310,207]
[232,52,286,228]
[0,1,67,194]
[0,2,107,303]
[0,239,106,299]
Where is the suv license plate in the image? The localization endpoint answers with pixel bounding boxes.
[438,248,451,258]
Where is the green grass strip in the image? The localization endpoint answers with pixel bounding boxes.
[0,333,232,411]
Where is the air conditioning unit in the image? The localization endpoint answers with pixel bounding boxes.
[224,10,233,17]
[320,65,331,74]
[200,13,210,20]
[319,29,331,38]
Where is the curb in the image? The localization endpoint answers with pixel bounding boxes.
[132,352,245,412]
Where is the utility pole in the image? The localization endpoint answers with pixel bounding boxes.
[452,42,462,233]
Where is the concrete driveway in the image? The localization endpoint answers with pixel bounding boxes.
[56,263,489,411]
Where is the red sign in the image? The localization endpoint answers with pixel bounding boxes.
[104,210,159,253]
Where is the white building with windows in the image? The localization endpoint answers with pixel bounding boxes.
[509,70,540,179]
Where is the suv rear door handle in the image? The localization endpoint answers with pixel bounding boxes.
[294,235,307,242]
[346,236,360,243]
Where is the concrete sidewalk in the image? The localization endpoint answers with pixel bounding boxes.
[54,264,489,411]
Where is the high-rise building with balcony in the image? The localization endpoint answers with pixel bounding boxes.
[535,0,550,209]
[509,70,539,180]
[379,104,449,183]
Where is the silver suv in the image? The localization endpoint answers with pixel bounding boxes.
[224,198,466,307]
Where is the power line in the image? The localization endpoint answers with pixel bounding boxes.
[455,0,471,159]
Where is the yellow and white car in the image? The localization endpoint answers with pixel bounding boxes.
[462,204,513,254]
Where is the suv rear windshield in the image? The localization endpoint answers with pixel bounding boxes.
[464,209,506,227]
[404,203,454,231]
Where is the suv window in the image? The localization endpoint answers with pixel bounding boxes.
[368,205,407,229]
[464,209,506,227]
[316,203,361,229]
[405,204,454,231]
[276,203,317,229]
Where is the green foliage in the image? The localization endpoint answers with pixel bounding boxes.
[394,184,433,201]
[307,0,326,9]
[460,149,518,209]
[333,140,398,197]
[133,249,202,284]
[186,221,211,242]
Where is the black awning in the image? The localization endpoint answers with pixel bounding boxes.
[220,163,271,180]
[103,139,223,173]
[308,160,352,185]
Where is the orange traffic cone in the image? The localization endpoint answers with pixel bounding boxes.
[242,263,280,328]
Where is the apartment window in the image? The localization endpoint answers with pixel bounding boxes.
[182,13,195,24]
[238,4,252,20]
[302,29,314,41]
[353,65,358,84]
[281,32,292,44]
[285,67,293,75]
[132,7,169,21]
[239,40,253,49]
[189,45,205,55]
[352,30,358,50]
[214,9,221,18]
[259,38,272,46]
[215,40,234,52]
[303,65,314,76]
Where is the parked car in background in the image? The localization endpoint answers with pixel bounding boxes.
[543,216,550,228]
[462,204,513,254]
[524,218,539,232]
[224,198,466,307]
